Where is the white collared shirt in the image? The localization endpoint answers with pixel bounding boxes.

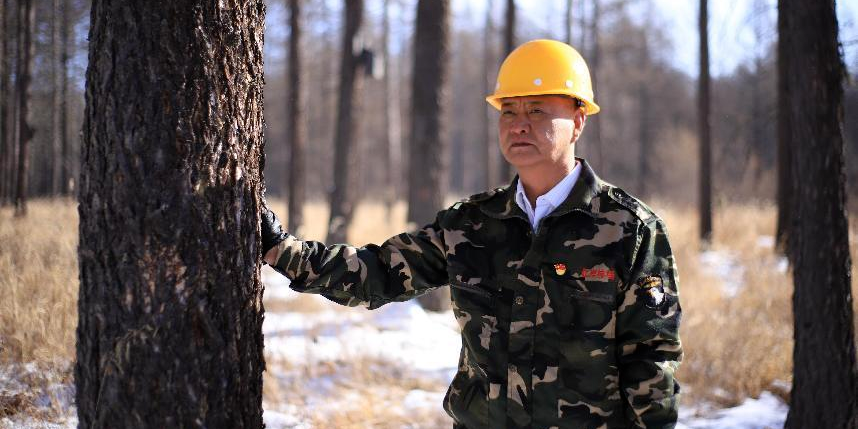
[514,161,582,231]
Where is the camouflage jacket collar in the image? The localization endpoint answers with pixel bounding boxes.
[478,157,602,221]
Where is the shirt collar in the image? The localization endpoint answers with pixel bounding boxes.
[479,157,603,220]
[514,160,581,212]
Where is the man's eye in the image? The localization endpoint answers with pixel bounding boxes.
[529,108,544,114]
[501,110,515,116]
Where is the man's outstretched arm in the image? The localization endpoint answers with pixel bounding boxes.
[261,205,449,309]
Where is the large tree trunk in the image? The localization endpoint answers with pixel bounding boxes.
[498,0,514,183]
[698,0,713,244]
[13,0,34,217]
[775,0,791,253]
[781,0,858,427]
[286,0,305,235]
[410,0,450,312]
[75,1,267,428]
[327,0,364,244]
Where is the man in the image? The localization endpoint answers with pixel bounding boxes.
[262,39,682,429]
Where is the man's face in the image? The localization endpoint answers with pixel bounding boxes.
[497,95,585,171]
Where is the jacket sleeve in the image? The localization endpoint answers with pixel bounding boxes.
[616,217,683,428]
[267,211,449,310]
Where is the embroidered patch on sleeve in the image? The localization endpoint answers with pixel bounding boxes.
[636,275,665,308]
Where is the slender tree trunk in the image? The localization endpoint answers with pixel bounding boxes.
[382,0,400,221]
[637,30,650,198]
[75,1,267,428]
[0,0,7,206]
[565,0,573,45]
[50,0,60,196]
[775,0,791,253]
[13,0,34,217]
[327,0,364,244]
[588,0,603,170]
[286,0,305,235]
[410,0,450,313]
[698,0,713,244]
[59,0,70,195]
[499,0,514,183]
[781,0,858,427]
[482,0,495,190]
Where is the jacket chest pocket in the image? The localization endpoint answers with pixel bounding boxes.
[543,266,617,334]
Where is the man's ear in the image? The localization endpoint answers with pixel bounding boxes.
[572,110,587,142]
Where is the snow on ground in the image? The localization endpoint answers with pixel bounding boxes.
[1,267,789,428]
[698,249,746,297]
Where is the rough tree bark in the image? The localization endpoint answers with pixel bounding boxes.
[780,1,858,428]
[698,0,712,244]
[75,1,267,428]
[410,0,450,313]
[286,0,305,235]
[13,0,34,217]
[327,0,364,244]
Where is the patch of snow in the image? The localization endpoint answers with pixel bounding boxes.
[402,389,447,411]
[756,235,775,249]
[699,249,746,297]
[262,265,296,301]
[678,392,787,429]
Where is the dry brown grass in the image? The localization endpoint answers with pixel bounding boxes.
[1,196,856,422]
[0,199,78,364]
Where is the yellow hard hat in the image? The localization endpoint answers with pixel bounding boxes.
[486,39,600,115]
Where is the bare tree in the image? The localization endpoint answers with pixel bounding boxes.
[75,1,266,427]
[410,0,450,312]
[382,0,401,221]
[0,0,8,205]
[50,0,61,195]
[59,0,71,195]
[482,0,496,190]
[698,0,712,243]
[775,0,791,252]
[588,0,603,170]
[780,0,858,427]
[565,0,573,45]
[13,0,34,217]
[499,0,515,182]
[327,0,365,244]
[637,27,650,198]
[286,0,305,235]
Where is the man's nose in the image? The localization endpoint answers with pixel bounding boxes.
[509,114,530,134]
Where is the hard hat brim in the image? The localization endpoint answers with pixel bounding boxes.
[485,91,600,115]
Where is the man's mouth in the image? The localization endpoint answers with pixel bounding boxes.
[510,141,533,148]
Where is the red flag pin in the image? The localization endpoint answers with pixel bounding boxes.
[554,263,567,276]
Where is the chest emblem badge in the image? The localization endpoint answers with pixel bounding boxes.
[553,263,567,276]
[581,267,616,281]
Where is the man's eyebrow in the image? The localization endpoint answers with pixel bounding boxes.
[500,100,544,107]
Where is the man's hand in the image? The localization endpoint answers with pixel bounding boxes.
[261,201,289,265]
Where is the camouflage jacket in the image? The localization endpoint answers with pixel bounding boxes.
[268,158,682,429]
